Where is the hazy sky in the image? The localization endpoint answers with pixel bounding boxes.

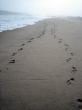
[0,0,82,17]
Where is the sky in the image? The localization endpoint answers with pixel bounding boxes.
[0,0,82,17]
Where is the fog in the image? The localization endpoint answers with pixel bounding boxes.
[0,0,82,17]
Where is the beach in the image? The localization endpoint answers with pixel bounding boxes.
[0,18,82,110]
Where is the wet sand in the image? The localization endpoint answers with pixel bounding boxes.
[0,18,82,110]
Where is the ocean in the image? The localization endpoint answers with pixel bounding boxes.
[0,11,39,32]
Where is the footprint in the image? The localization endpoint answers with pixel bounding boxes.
[18,48,23,51]
[72,66,77,73]
[76,99,82,110]
[27,40,32,43]
[0,69,2,72]
[9,59,16,64]
[12,52,17,56]
[30,38,34,41]
[64,44,69,47]
[70,52,74,56]
[51,28,53,35]
[66,58,72,62]
[21,43,25,46]
[66,78,75,85]
[54,34,56,39]
[58,39,62,43]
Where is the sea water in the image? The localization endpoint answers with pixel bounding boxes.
[0,13,39,32]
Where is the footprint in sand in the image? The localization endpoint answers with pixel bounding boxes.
[37,34,41,38]
[30,38,35,40]
[9,59,16,64]
[66,78,75,85]
[54,34,56,39]
[27,38,35,43]
[66,58,72,62]
[64,44,69,51]
[6,68,8,70]
[0,69,2,72]
[18,48,23,51]
[64,44,69,47]
[65,47,69,51]
[70,52,74,56]
[12,52,17,56]
[27,40,32,42]
[76,99,82,110]
[21,43,25,46]
[71,66,77,73]
[58,39,62,43]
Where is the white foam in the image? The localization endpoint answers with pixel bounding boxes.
[0,14,38,32]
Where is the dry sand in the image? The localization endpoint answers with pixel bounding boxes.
[0,18,82,110]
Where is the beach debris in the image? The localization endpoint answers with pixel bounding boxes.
[76,99,82,110]
[21,43,25,46]
[66,79,71,85]
[54,34,56,39]
[6,68,8,70]
[66,58,72,62]
[65,47,69,51]
[30,38,34,40]
[9,59,15,64]
[70,78,75,81]
[64,44,69,47]
[28,40,32,43]
[37,34,41,38]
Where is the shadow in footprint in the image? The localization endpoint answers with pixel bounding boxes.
[30,38,35,40]
[76,99,82,110]
[54,34,56,39]
[64,44,69,47]
[0,69,2,72]
[18,48,23,51]
[12,52,17,56]
[27,40,32,43]
[37,34,41,38]
[72,66,77,73]
[9,59,16,64]
[21,43,25,46]
[66,78,75,85]
[77,99,82,103]
[6,68,8,70]
[64,44,69,51]
[66,58,72,62]
[58,39,62,43]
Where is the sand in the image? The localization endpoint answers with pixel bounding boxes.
[0,18,82,110]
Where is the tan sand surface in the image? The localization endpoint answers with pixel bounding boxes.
[0,18,82,110]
